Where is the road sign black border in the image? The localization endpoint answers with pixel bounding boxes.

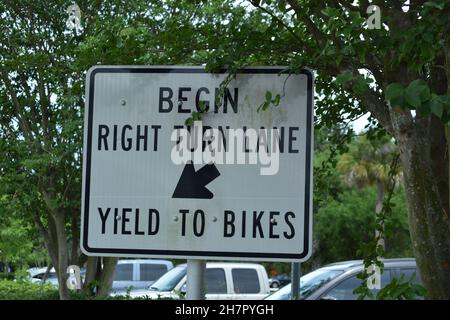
[82,67,313,260]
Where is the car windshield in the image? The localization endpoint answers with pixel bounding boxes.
[266,268,344,300]
[149,265,187,292]
[33,272,58,280]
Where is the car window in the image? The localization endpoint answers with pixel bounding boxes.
[140,264,168,281]
[398,268,421,284]
[265,268,344,300]
[323,271,390,300]
[33,272,57,280]
[150,266,186,292]
[232,268,260,294]
[265,283,292,300]
[299,269,343,299]
[114,263,133,281]
[206,268,227,294]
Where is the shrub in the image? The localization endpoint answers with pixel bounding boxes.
[0,280,59,300]
[314,187,412,264]
[0,273,15,281]
[0,280,170,300]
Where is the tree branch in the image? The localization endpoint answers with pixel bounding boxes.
[286,0,328,47]
[36,69,51,142]
[0,70,34,141]
[335,0,368,17]
[33,211,58,266]
[249,1,304,44]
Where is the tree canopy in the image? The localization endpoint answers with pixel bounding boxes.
[1,0,449,299]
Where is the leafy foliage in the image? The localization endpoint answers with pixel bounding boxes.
[376,273,427,300]
[1,0,449,299]
[315,186,412,264]
[0,280,60,300]
[0,279,167,300]
[385,80,450,120]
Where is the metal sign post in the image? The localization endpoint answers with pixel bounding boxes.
[291,262,301,300]
[186,259,206,300]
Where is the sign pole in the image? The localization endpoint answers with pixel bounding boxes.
[291,262,301,300]
[186,259,206,300]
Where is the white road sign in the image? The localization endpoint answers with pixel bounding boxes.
[81,66,313,261]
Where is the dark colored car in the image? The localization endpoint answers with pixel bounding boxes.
[269,274,291,289]
[265,258,421,300]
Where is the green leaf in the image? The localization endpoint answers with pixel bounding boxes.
[321,7,335,17]
[273,94,281,106]
[197,100,207,112]
[336,71,354,85]
[192,111,203,121]
[257,101,269,112]
[405,85,422,108]
[409,79,431,103]
[424,1,446,10]
[439,95,450,106]
[352,76,370,94]
[265,91,272,101]
[385,83,404,105]
[430,98,444,118]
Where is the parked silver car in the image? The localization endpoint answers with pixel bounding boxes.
[27,267,86,288]
[28,267,59,287]
[111,259,173,293]
[265,258,421,300]
[124,262,271,300]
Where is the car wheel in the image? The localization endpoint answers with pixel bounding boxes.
[270,282,279,289]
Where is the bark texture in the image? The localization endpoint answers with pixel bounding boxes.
[392,111,450,299]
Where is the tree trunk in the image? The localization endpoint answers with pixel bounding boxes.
[82,256,118,297]
[52,212,70,300]
[33,211,58,271]
[394,118,450,299]
[447,125,450,210]
[83,256,99,294]
[97,257,118,297]
[70,209,80,266]
[375,180,385,251]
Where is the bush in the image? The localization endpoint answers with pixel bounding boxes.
[0,273,15,281]
[0,280,59,300]
[0,280,158,300]
[313,187,412,265]
[0,279,173,300]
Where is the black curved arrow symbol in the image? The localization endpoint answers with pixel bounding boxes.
[172,162,220,199]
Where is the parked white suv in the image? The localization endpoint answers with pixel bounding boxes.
[111,259,173,294]
[123,262,270,300]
